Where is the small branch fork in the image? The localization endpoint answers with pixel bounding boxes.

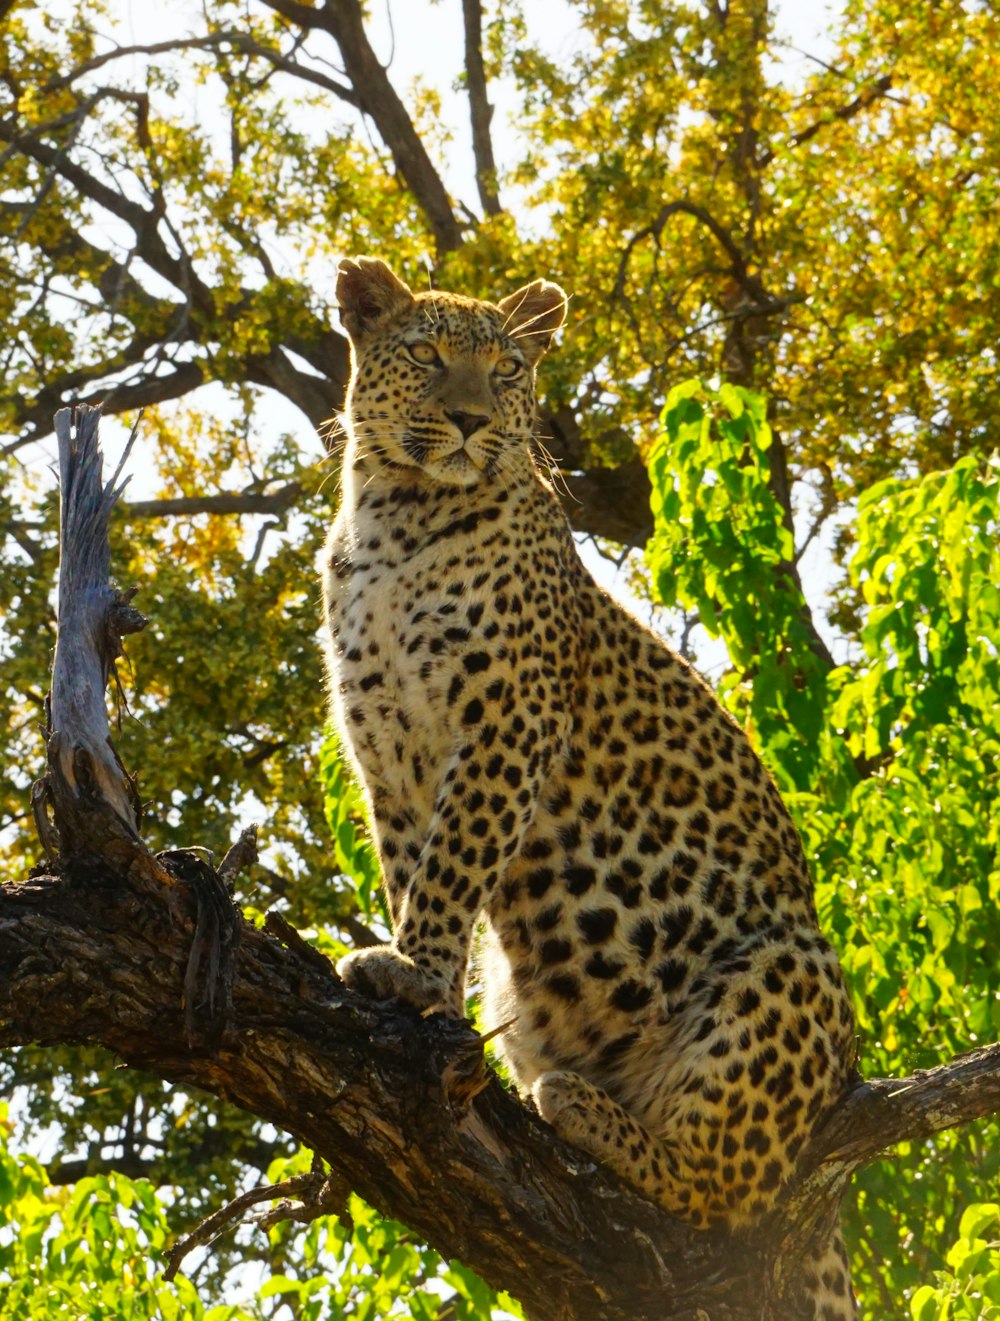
[4,404,1000,1319]
[163,1165,354,1282]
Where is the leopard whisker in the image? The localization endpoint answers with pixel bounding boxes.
[507,293,571,341]
[531,436,574,503]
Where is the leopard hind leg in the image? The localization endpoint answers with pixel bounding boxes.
[533,1069,706,1223]
[534,1070,857,1321]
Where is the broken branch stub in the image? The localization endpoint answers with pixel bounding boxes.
[37,404,147,858]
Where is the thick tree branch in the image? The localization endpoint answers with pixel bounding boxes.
[772,1042,1000,1279]
[541,407,655,549]
[461,0,502,217]
[561,461,654,548]
[245,344,343,430]
[0,869,718,1321]
[2,869,999,1321]
[123,482,302,521]
[803,1044,1000,1174]
[260,0,463,253]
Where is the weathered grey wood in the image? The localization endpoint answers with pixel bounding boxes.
[39,405,147,854]
[30,404,241,1049]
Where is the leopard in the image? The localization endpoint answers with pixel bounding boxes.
[322,256,859,1320]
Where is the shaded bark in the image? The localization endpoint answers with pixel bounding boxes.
[3,864,1000,1321]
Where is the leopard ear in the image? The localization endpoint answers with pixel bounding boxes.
[496,280,568,363]
[337,257,415,341]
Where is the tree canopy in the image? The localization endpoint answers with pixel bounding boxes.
[2,1,1000,1316]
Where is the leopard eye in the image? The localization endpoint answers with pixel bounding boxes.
[494,356,523,380]
[406,341,439,366]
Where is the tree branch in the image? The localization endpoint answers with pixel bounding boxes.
[805,1043,1000,1173]
[260,0,463,253]
[42,32,360,108]
[561,461,655,548]
[2,866,999,1320]
[772,1042,1000,1277]
[245,344,344,430]
[0,866,733,1321]
[0,112,214,313]
[764,427,839,674]
[541,407,655,549]
[757,75,894,168]
[615,200,775,310]
[5,363,207,454]
[162,1169,349,1281]
[122,482,302,521]
[461,0,502,217]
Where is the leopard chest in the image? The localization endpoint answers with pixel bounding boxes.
[324,502,512,800]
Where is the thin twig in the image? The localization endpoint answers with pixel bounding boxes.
[163,1172,332,1281]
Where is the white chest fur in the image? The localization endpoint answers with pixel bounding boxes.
[322,469,519,812]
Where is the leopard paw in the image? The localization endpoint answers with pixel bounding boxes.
[336,945,460,1016]
[533,1070,594,1137]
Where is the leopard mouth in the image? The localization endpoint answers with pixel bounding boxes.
[400,428,498,485]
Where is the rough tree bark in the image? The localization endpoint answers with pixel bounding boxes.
[2,407,1000,1320]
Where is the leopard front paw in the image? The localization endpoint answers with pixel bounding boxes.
[336,945,461,1016]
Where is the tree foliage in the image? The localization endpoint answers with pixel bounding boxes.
[2,0,1000,1315]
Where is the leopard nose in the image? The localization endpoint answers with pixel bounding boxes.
[446,409,490,440]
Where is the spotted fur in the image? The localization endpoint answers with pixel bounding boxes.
[323,257,859,1319]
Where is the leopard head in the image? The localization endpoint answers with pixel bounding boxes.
[336,257,566,488]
